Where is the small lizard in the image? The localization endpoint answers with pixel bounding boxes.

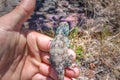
[49,22,73,80]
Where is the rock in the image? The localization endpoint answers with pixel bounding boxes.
[85,70,95,79]
[0,0,20,16]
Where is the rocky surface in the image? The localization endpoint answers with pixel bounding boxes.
[0,0,20,16]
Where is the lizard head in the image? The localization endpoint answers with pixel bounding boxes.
[56,22,70,36]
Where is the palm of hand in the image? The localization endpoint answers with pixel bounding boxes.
[0,29,53,80]
[0,28,77,80]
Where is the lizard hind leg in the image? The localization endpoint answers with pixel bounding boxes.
[68,55,73,66]
[63,54,73,69]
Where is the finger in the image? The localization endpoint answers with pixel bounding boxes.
[39,63,58,79]
[40,63,80,78]
[65,67,80,78]
[32,73,53,80]
[48,67,72,80]
[32,73,71,80]
[50,67,80,80]
[64,77,72,80]
[39,63,51,76]
[36,32,52,52]
[39,63,79,79]
[0,0,35,30]
[50,68,72,80]
[27,31,52,55]
[40,49,76,65]
[40,52,50,64]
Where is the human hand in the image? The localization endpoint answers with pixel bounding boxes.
[0,0,80,80]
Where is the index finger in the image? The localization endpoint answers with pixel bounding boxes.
[27,31,52,55]
[37,32,52,52]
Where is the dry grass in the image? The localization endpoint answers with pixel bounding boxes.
[70,0,120,59]
[70,0,120,79]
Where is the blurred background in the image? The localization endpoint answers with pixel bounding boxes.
[0,0,120,80]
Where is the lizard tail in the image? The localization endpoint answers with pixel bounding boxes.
[57,70,64,80]
[57,72,64,80]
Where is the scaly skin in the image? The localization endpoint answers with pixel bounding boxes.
[49,22,73,80]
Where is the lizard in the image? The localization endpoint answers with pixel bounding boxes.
[49,22,73,80]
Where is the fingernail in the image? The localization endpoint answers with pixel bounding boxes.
[73,67,80,77]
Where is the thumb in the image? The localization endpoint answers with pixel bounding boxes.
[0,0,36,31]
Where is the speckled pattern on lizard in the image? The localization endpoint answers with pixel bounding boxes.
[49,22,73,80]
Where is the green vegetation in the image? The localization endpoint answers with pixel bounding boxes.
[75,46,84,58]
[69,26,79,38]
